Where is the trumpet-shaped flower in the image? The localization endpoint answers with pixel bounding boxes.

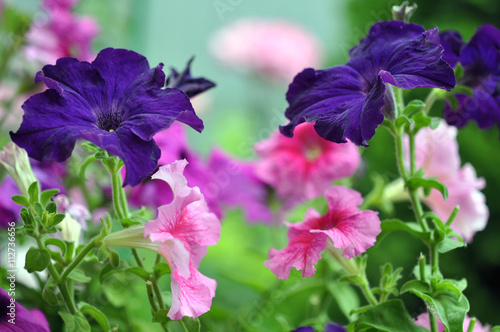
[11,48,205,186]
[104,160,220,319]
[415,312,489,332]
[255,122,360,202]
[280,21,455,146]
[265,186,380,279]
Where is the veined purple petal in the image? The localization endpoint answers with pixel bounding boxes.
[281,21,455,145]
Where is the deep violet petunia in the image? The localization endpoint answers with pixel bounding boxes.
[440,25,500,130]
[255,122,360,202]
[265,186,380,279]
[0,288,51,332]
[167,57,216,98]
[293,324,346,332]
[10,48,205,186]
[280,21,455,146]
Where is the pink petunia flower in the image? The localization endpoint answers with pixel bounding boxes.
[105,160,220,320]
[255,122,361,203]
[411,122,488,242]
[415,312,490,332]
[210,18,322,82]
[24,0,98,63]
[265,186,380,279]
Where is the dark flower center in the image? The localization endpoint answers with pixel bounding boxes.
[96,109,123,132]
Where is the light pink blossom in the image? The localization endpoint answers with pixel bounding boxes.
[210,18,322,82]
[255,122,360,202]
[144,159,220,319]
[415,312,490,332]
[265,186,380,279]
[412,122,488,242]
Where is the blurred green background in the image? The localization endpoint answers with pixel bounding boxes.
[11,0,500,330]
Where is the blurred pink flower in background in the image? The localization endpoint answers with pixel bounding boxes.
[265,186,380,279]
[411,122,488,242]
[24,0,98,63]
[129,123,272,223]
[255,122,360,203]
[209,18,322,82]
[415,312,490,332]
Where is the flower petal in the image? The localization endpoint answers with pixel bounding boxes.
[166,57,216,98]
[168,264,217,320]
[280,66,386,146]
[265,227,327,279]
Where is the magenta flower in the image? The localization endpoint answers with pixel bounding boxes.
[144,159,220,319]
[210,18,322,82]
[280,21,455,146]
[255,122,360,202]
[412,122,488,242]
[25,0,98,63]
[0,288,50,332]
[11,48,204,186]
[265,186,380,279]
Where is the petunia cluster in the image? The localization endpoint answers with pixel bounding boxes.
[265,186,380,279]
[280,21,456,146]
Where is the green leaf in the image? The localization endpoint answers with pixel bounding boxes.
[68,269,91,284]
[454,63,464,80]
[327,281,360,319]
[45,238,67,255]
[42,277,60,306]
[403,99,425,115]
[99,263,114,284]
[28,181,40,204]
[52,213,66,226]
[59,311,91,332]
[437,237,465,253]
[412,111,432,131]
[153,263,171,278]
[100,266,151,283]
[379,219,430,242]
[491,326,500,332]
[24,247,51,273]
[395,115,412,128]
[11,195,30,207]
[451,84,474,96]
[109,249,120,268]
[406,177,448,200]
[45,201,57,214]
[355,300,428,332]
[40,188,60,206]
[34,202,44,216]
[179,317,201,332]
[79,302,110,332]
[97,245,110,262]
[153,309,170,323]
[400,280,430,294]
[411,289,469,332]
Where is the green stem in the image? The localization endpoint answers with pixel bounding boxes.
[409,190,429,232]
[152,279,166,310]
[111,171,125,219]
[394,127,409,181]
[431,245,439,276]
[429,314,438,332]
[60,238,99,282]
[409,131,417,175]
[145,281,159,312]
[36,237,77,314]
[132,248,145,269]
[360,282,378,306]
[423,88,439,114]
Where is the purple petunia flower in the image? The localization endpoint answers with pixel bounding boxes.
[10,48,205,186]
[280,21,455,146]
[0,288,51,332]
[440,25,500,130]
